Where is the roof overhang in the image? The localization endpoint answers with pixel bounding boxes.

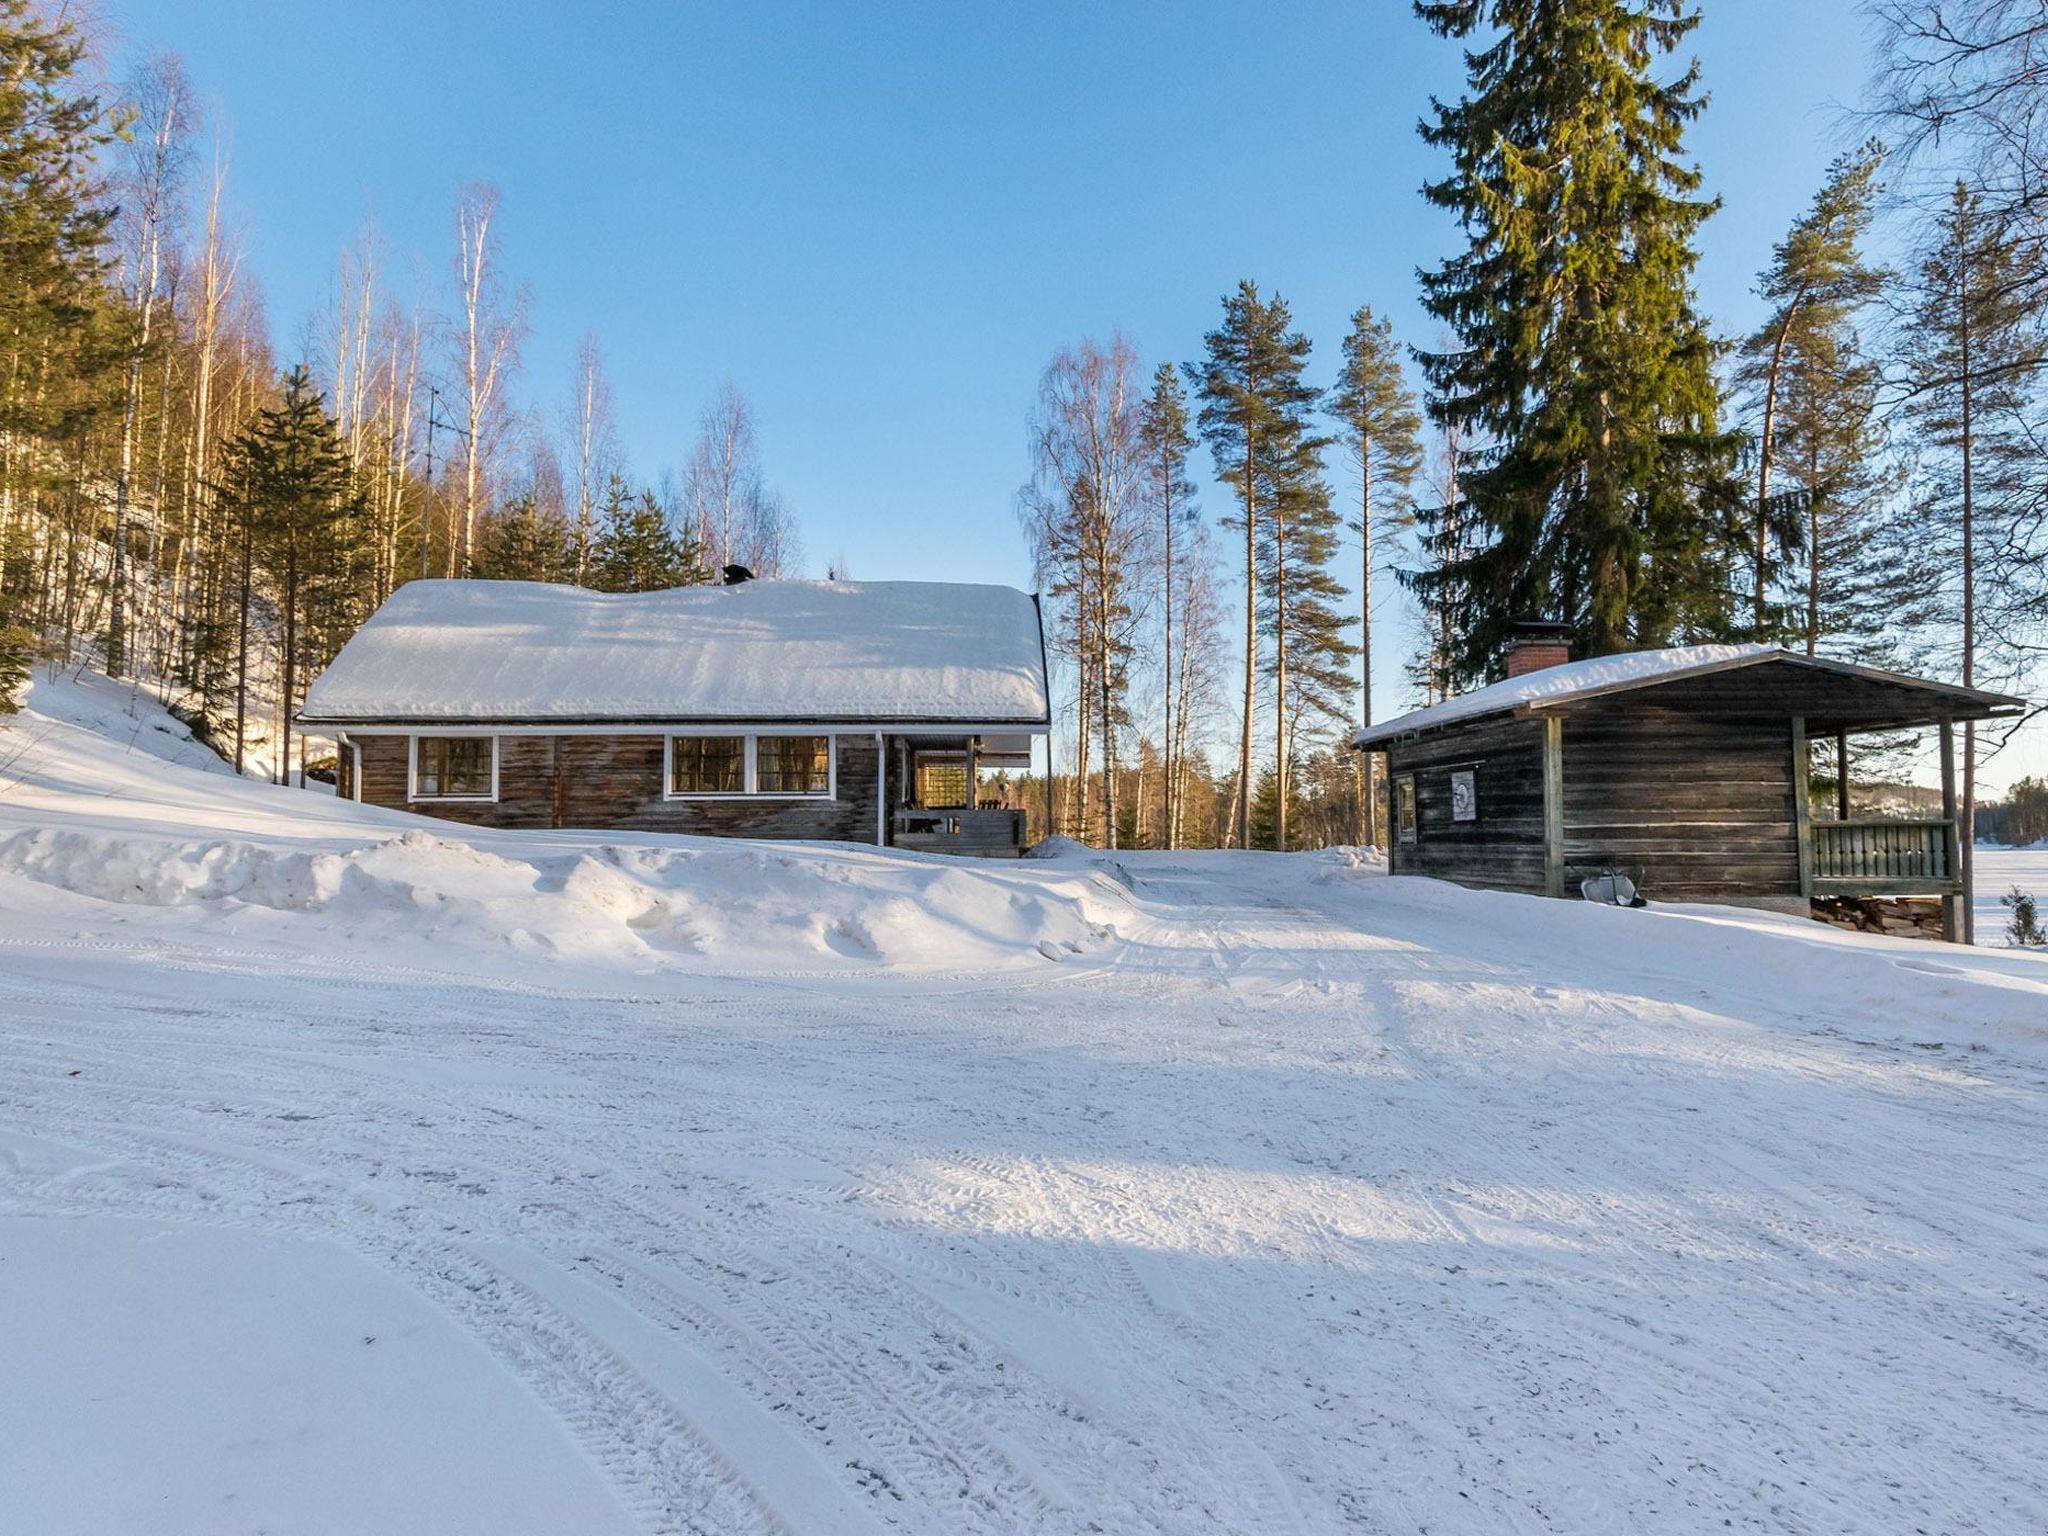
[296,715,1053,735]
[1354,650,2026,750]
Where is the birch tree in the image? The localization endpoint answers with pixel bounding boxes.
[685,381,757,571]
[450,181,522,576]
[109,53,196,676]
[1024,335,1150,848]
[566,334,617,583]
[1139,362,1197,847]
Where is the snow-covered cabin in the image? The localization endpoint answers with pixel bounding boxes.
[298,578,1050,855]
[1352,624,2025,938]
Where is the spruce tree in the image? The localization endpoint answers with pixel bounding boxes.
[1413,0,1740,681]
[589,477,709,593]
[1329,307,1422,842]
[1739,143,1888,640]
[475,496,575,583]
[0,621,30,713]
[1187,281,1336,849]
[237,368,361,781]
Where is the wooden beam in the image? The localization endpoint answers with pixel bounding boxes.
[1939,715,1960,943]
[1834,730,1850,821]
[1542,715,1565,898]
[1791,717,1813,899]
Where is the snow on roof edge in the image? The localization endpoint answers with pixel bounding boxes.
[299,577,1051,726]
[1350,644,1780,748]
[1351,643,2029,749]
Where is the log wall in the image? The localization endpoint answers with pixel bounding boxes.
[1559,704,1799,901]
[1384,716,1548,894]
[349,732,884,842]
[1379,703,1801,902]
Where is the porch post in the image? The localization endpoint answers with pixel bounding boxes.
[874,731,887,847]
[1939,715,1961,943]
[1834,730,1851,821]
[1542,715,1565,898]
[1792,716,1813,899]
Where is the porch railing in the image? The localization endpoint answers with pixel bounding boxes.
[1809,818,1958,895]
[891,807,1029,857]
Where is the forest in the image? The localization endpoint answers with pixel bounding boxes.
[2,1,2045,850]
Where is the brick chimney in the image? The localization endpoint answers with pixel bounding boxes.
[1504,620,1572,679]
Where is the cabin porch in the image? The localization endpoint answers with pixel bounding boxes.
[885,732,1032,857]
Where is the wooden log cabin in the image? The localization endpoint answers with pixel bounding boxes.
[297,575,1050,856]
[1352,625,2025,940]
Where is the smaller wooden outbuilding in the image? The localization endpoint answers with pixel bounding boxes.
[1351,629,2025,939]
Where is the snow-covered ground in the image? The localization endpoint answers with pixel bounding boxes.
[3,669,2047,1534]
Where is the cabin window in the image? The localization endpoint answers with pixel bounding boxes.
[1395,774,1417,844]
[413,735,494,800]
[915,754,970,809]
[670,735,745,795]
[754,735,831,795]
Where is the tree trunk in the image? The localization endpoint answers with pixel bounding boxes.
[1161,475,1175,851]
[234,514,251,775]
[1273,516,1289,853]
[1238,444,1255,850]
[1359,453,1374,845]
[1958,235,1977,946]
[1754,297,1801,634]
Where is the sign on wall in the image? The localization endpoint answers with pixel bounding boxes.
[1450,768,1477,822]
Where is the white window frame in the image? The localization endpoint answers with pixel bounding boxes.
[663,731,836,802]
[408,733,500,803]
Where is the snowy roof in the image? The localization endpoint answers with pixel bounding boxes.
[300,579,1050,726]
[1351,643,2021,748]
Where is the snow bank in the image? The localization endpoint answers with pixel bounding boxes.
[0,824,1128,974]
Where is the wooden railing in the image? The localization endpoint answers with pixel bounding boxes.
[1809,818,1958,894]
[891,807,1029,858]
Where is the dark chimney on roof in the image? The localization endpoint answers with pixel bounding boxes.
[721,564,754,586]
[1504,620,1572,679]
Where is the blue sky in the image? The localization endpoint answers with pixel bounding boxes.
[116,1,2039,788]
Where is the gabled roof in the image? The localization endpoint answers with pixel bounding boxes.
[299,578,1051,727]
[1352,644,2025,749]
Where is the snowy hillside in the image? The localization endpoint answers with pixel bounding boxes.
[3,674,2048,1534]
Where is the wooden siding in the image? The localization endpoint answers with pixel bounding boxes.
[353,732,884,842]
[1558,704,1799,901]
[1384,716,1548,895]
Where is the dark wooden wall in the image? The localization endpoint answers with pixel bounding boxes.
[348,732,884,843]
[1385,716,1548,894]
[1378,703,1800,903]
[1559,704,1798,901]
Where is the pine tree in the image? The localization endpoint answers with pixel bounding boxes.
[589,476,708,593]
[1413,0,1740,682]
[0,1,119,615]
[1739,143,1887,639]
[1188,281,1334,849]
[1898,182,2048,943]
[1139,362,1198,848]
[1329,306,1422,842]
[475,495,574,582]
